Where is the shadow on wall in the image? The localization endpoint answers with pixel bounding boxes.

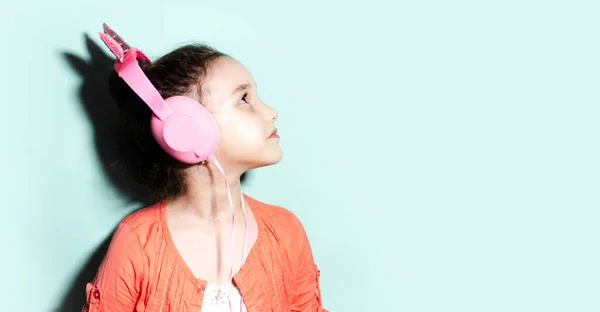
[54,35,250,312]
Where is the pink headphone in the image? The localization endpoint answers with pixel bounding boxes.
[99,23,219,164]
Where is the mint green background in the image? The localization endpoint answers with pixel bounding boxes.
[1,0,599,311]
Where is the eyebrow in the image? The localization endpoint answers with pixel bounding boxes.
[232,83,254,96]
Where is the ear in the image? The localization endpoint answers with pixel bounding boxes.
[102,23,131,52]
[99,32,124,62]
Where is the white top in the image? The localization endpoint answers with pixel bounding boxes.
[201,283,247,312]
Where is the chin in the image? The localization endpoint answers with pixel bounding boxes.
[268,146,283,164]
[250,149,283,169]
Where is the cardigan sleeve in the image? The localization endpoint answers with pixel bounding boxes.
[82,223,145,312]
[287,213,328,312]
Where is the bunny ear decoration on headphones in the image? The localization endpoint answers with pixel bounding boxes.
[99,23,151,63]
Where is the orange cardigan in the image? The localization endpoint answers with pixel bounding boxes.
[83,195,327,312]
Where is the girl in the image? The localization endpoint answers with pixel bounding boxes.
[83,25,327,312]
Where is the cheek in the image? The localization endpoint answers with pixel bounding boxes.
[220,115,265,148]
[234,129,263,146]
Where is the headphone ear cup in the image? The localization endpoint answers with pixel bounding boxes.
[150,96,220,164]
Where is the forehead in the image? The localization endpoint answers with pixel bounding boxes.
[201,56,255,101]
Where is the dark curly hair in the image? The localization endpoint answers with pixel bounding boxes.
[108,44,227,204]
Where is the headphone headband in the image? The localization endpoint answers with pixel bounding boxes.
[99,24,172,121]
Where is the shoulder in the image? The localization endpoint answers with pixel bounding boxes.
[245,195,308,243]
[246,195,319,282]
[110,201,164,245]
[120,201,163,228]
[97,202,164,273]
[246,195,302,226]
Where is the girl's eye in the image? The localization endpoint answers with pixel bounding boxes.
[241,93,250,104]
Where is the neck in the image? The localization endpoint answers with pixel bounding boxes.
[169,160,245,221]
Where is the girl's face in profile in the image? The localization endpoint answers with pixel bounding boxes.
[200,56,282,171]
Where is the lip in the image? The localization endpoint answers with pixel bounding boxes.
[268,129,279,139]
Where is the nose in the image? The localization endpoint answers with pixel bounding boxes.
[264,104,278,122]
